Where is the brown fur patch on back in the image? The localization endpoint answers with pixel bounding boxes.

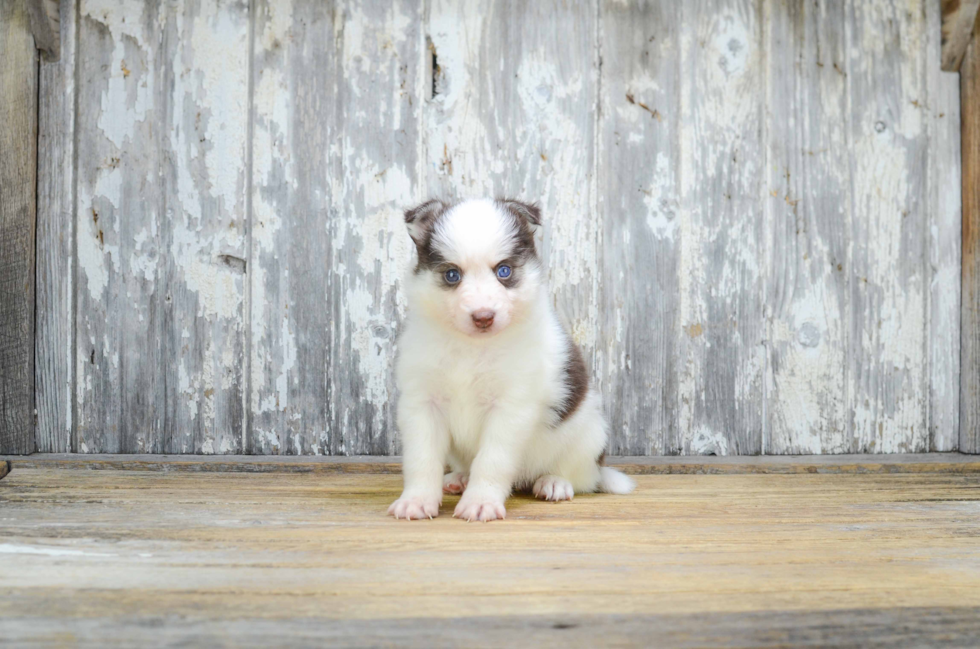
[553,337,589,424]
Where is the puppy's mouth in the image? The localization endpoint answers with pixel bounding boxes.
[469,324,497,335]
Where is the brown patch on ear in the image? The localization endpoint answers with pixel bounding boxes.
[553,337,589,424]
[404,199,450,271]
[496,198,541,262]
[404,199,448,244]
[497,198,542,226]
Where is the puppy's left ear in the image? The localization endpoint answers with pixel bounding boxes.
[404,199,448,245]
[498,199,542,227]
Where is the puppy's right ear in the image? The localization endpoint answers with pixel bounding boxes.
[404,199,448,245]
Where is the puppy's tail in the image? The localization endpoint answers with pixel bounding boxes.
[598,466,635,495]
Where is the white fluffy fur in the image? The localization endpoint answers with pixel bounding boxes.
[389,199,634,522]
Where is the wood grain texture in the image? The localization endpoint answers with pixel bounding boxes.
[249,0,422,455]
[4,608,980,648]
[941,0,980,71]
[325,0,421,455]
[962,20,980,453]
[35,0,964,456]
[669,1,769,455]
[847,0,931,453]
[247,0,338,455]
[928,0,963,452]
[35,0,76,454]
[0,0,39,456]
[597,0,768,455]
[74,0,249,454]
[1,468,979,646]
[678,0,767,455]
[25,0,60,60]
[73,0,160,453]
[765,0,850,453]
[596,0,681,455]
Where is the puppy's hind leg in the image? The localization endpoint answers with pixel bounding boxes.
[533,391,633,500]
[532,448,601,502]
[442,449,469,494]
[443,471,469,495]
[532,474,575,501]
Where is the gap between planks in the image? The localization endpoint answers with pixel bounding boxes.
[3,453,980,475]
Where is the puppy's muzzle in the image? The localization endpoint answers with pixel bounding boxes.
[471,309,495,330]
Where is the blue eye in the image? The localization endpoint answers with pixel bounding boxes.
[444,268,461,284]
[496,265,512,279]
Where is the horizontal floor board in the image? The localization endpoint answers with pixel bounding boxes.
[1,468,978,647]
[3,607,980,648]
[3,452,980,475]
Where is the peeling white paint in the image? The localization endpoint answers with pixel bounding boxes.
[65,0,959,457]
[688,426,730,456]
[179,360,198,421]
[644,151,678,240]
[275,315,296,412]
[77,221,109,299]
[189,1,249,214]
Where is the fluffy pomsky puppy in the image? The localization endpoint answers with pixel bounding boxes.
[389,198,635,522]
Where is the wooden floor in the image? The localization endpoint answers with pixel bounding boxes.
[1,456,980,647]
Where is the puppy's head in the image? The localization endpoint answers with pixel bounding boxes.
[404,198,543,337]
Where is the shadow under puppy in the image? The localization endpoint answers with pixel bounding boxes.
[390,198,634,522]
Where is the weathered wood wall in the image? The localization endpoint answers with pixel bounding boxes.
[32,0,963,456]
[1,0,39,455]
[961,12,980,454]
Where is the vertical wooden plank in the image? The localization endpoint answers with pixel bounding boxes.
[331,0,422,454]
[75,0,249,453]
[249,0,422,455]
[163,0,250,454]
[0,0,38,455]
[75,0,159,453]
[425,0,599,438]
[36,0,77,453]
[962,18,980,453]
[249,0,329,454]
[673,0,767,455]
[765,0,850,453]
[249,0,340,454]
[596,0,680,455]
[928,0,962,452]
[846,0,930,453]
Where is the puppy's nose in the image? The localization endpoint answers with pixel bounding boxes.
[471,309,495,330]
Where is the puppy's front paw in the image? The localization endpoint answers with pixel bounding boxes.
[533,475,574,501]
[443,471,469,495]
[453,494,506,522]
[388,493,441,520]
